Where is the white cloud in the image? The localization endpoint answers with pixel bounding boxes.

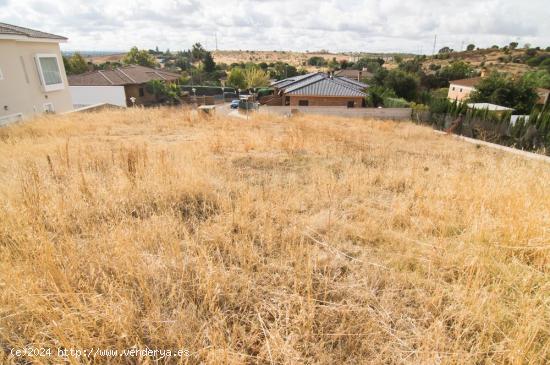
[0,0,548,53]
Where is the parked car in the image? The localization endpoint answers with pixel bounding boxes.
[230,100,240,109]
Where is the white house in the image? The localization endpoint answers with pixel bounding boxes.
[0,22,73,125]
[68,65,181,108]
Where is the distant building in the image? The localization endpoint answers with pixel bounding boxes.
[68,65,180,108]
[0,22,73,125]
[447,77,482,101]
[467,103,514,116]
[264,72,368,107]
[332,69,366,81]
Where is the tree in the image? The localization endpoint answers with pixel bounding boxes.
[509,42,519,50]
[365,86,396,107]
[123,47,156,67]
[191,43,206,62]
[438,61,475,81]
[307,56,326,67]
[68,52,88,74]
[466,44,476,51]
[522,70,550,89]
[227,68,246,89]
[365,61,382,73]
[393,55,403,64]
[203,52,216,73]
[145,80,166,102]
[145,80,181,104]
[327,57,339,70]
[244,67,270,89]
[355,57,384,70]
[175,54,191,71]
[398,59,422,73]
[469,72,538,113]
[491,45,500,49]
[438,46,453,54]
[268,62,300,80]
[62,55,72,74]
[383,70,420,101]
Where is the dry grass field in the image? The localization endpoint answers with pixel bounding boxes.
[0,109,549,364]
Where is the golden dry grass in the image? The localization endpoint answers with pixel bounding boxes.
[0,108,549,364]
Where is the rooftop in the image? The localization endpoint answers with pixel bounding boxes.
[68,65,181,86]
[450,77,482,88]
[467,103,514,111]
[272,73,368,97]
[0,22,67,41]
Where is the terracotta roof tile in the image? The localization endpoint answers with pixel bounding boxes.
[449,77,482,88]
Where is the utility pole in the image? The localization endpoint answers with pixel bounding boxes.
[432,34,437,55]
[215,32,218,51]
[460,40,464,51]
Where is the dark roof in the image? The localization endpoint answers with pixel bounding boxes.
[280,73,326,92]
[335,76,369,89]
[274,73,368,97]
[68,65,181,86]
[450,77,482,88]
[271,72,321,89]
[285,77,367,97]
[0,22,67,40]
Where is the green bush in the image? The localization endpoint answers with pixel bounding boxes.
[257,88,273,98]
[307,56,327,67]
[383,97,410,108]
[365,86,396,107]
[526,54,550,67]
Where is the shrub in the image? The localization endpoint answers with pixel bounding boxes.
[257,88,273,98]
[383,97,410,108]
[469,72,539,114]
[383,70,420,101]
[307,56,327,67]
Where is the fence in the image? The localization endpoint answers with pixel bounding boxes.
[412,109,549,155]
[261,106,413,120]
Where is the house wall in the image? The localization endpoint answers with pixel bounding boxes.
[0,39,73,122]
[124,84,157,106]
[289,95,364,107]
[447,84,475,101]
[263,106,413,120]
[69,86,127,108]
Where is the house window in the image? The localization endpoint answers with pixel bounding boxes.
[35,54,64,92]
[43,103,55,113]
[0,67,3,81]
[285,96,290,106]
[347,101,355,108]
[298,100,309,106]
[452,87,455,91]
[460,88,463,92]
[139,87,144,97]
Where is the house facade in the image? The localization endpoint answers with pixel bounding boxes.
[265,72,368,107]
[333,68,373,82]
[68,65,180,108]
[0,22,73,124]
[447,77,482,101]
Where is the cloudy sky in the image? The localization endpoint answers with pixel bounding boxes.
[1,0,549,54]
